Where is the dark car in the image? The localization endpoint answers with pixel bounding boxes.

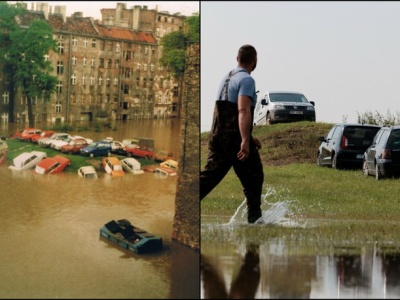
[317,123,381,169]
[253,91,316,126]
[363,125,400,180]
[80,141,112,158]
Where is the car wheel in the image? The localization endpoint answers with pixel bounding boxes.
[266,113,272,125]
[332,154,341,169]
[362,159,369,177]
[89,153,94,158]
[317,153,323,167]
[375,164,382,180]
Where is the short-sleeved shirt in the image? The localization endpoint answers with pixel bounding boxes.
[216,67,257,107]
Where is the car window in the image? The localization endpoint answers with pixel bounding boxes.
[269,93,307,103]
[387,129,400,147]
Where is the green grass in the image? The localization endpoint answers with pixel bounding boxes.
[201,121,400,247]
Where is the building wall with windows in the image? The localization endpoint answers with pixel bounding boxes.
[0,2,190,124]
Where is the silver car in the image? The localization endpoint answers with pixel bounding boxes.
[253,91,316,126]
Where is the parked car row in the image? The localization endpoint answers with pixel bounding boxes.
[317,123,400,180]
[11,128,174,161]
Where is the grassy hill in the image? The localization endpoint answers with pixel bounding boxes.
[201,121,334,167]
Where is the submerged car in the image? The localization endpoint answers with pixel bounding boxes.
[154,150,173,162]
[60,138,90,154]
[101,157,125,177]
[9,151,46,171]
[38,132,71,148]
[125,145,154,160]
[317,123,381,169]
[30,130,55,143]
[160,159,178,170]
[80,141,112,158]
[78,166,98,179]
[363,125,400,180]
[120,157,144,174]
[35,155,70,174]
[13,128,42,141]
[154,167,177,177]
[253,91,316,126]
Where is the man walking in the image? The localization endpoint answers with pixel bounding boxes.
[200,44,264,224]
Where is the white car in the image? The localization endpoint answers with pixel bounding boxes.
[253,91,316,126]
[38,133,71,147]
[120,157,144,174]
[9,151,46,171]
[78,166,98,179]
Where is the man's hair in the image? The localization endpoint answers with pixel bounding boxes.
[238,44,257,64]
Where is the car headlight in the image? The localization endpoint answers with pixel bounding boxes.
[307,107,315,111]
[274,105,285,110]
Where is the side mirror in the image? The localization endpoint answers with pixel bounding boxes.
[261,98,267,105]
[310,101,315,106]
[317,136,326,142]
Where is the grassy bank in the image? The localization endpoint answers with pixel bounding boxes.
[4,139,156,173]
[201,121,400,246]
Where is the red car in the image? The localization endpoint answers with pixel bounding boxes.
[125,145,154,160]
[34,155,71,174]
[60,138,89,154]
[13,128,42,141]
[31,130,55,143]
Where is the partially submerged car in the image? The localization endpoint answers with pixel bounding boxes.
[160,159,178,170]
[120,157,144,174]
[154,166,177,177]
[38,132,71,148]
[60,138,89,154]
[13,128,42,141]
[80,141,112,158]
[78,166,98,179]
[30,130,55,143]
[101,157,125,177]
[125,145,154,160]
[35,155,70,174]
[154,150,173,162]
[9,151,46,171]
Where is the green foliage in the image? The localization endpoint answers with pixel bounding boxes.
[356,109,400,126]
[160,14,199,79]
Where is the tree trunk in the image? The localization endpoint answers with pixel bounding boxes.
[27,96,34,128]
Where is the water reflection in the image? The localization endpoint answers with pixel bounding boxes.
[201,243,260,299]
[0,119,199,299]
[201,233,400,299]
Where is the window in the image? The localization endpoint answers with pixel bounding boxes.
[44,54,49,61]
[71,74,77,85]
[82,74,87,85]
[156,28,160,37]
[143,78,147,87]
[150,64,154,72]
[82,57,87,66]
[115,43,120,52]
[136,62,141,70]
[124,68,130,78]
[106,76,110,86]
[113,94,118,103]
[57,81,62,94]
[57,61,64,74]
[89,94,94,104]
[138,45,142,53]
[99,58,104,68]
[113,77,118,86]
[173,85,179,96]
[90,57,95,67]
[2,91,9,104]
[143,64,147,71]
[83,38,88,47]
[123,84,129,94]
[106,94,110,103]
[144,47,148,55]
[92,39,96,48]
[107,59,112,69]
[125,51,132,61]
[58,34,64,40]
[108,41,112,51]
[90,75,95,86]
[136,77,140,87]
[72,36,78,46]
[98,76,103,86]
[100,40,105,50]
[58,43,64,54]
[55,101,62,113]
[71,93,76,105]
[72,56,77,66]
[115,59,120,69]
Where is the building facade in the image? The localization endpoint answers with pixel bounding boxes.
[0,2,189,124]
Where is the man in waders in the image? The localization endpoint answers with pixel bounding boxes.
[200,44,264,224]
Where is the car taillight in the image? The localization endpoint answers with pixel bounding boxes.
[382,149,392,159]
[341,136,348,148]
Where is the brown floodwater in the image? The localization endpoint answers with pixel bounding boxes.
[0,119,199,299]
[201,199,400,299]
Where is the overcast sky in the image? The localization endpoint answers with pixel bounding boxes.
[8,1,199,19]
[201,1,400,132]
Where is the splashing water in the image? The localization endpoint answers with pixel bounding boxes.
[228,187,302,227]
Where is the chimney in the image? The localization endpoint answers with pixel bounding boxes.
[54,5,67,23]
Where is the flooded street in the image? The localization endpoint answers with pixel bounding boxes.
[201,193,400,299]
[0,119,199,299]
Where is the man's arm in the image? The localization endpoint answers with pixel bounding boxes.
[237,95,252,161]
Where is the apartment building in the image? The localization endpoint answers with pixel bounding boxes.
[0,2,189,124]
